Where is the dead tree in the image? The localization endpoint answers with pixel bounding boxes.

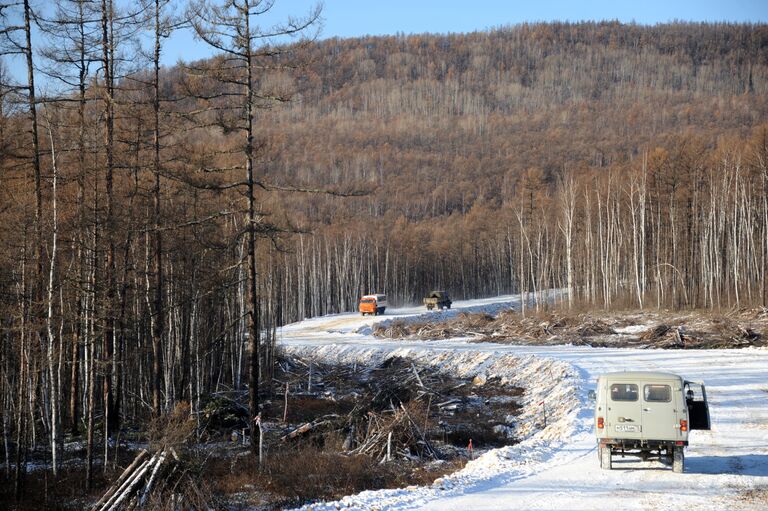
[0,0,45,497]
[150,0,166,419]
[187,0,321,456]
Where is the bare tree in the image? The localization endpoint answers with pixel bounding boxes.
[43,110,61,477]
[557,170,577,309]
[0,0,44,498]
[187,0,321,455]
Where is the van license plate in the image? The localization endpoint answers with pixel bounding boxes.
[615,424,638,432]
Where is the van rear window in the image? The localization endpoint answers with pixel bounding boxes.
[610,384,638,401]
[644,384,671,402]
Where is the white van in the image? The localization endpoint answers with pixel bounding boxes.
[590,371,710,472]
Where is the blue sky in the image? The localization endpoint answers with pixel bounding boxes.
[163,0,768,67]
[4,0,768,89]
[305,0,767,35]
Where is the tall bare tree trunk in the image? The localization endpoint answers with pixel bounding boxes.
[14,227,29,501]
[86,133,100,491]
[151,0,165,417]
[100,0,117,470]
[558,172,576,309]
[242,6,262,455]
[15,0,41,498]
[45,118,60,477]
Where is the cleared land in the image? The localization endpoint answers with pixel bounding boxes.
[373,307,768,349]
[280,295,768,511]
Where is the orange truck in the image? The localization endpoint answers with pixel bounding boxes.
[358,294,388,315]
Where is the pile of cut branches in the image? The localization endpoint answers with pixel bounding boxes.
[374,309,765,350]
[277,356,512,462]
[734,306,768,320]
[279,357,440,460]
[636,320,763,349]
[348,402,435,461]
[93,402,215,510]
[92,447,214,511]
[639,325,687,348]
[93,449,172,511]
[374,311,615,342]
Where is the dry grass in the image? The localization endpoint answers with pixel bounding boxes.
[0,468,105,510]
[208,445,465,510]
[0,453,147,511]
[736,486,768,506]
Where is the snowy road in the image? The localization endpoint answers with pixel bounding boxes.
[279,296,768,510]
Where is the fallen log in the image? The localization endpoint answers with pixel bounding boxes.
[91,450,149,511]
[93,449,173,511]
[139,450,167,506]
[280,414,339,442]
[100,454,156,511]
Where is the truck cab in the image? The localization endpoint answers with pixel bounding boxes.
[423,291,452,310]
[359,294,387,315]
[591,371,710,473]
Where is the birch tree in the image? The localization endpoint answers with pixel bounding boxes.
[557,171,576,309]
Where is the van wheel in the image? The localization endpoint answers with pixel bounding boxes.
[672,446,684,473]
[600,445,612,470]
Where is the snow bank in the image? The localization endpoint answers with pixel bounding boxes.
[283,343,583,511]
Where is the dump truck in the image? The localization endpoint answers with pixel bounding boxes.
[589,371,710,473]
[359,294,387,315]
[423,291,452,311]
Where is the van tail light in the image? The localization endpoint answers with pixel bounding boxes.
[597,417,604,429]
[680,419,688,432]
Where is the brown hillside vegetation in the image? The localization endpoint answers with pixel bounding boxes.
[259,23,768,314]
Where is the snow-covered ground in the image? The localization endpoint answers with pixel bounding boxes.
[279,296,768,511]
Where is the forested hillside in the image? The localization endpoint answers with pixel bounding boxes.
[1,10,767,498]
[262,22,768,315]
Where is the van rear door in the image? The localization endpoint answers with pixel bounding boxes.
[684,381,711,430]
[640,381,680,441]
[607,381,643,439]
